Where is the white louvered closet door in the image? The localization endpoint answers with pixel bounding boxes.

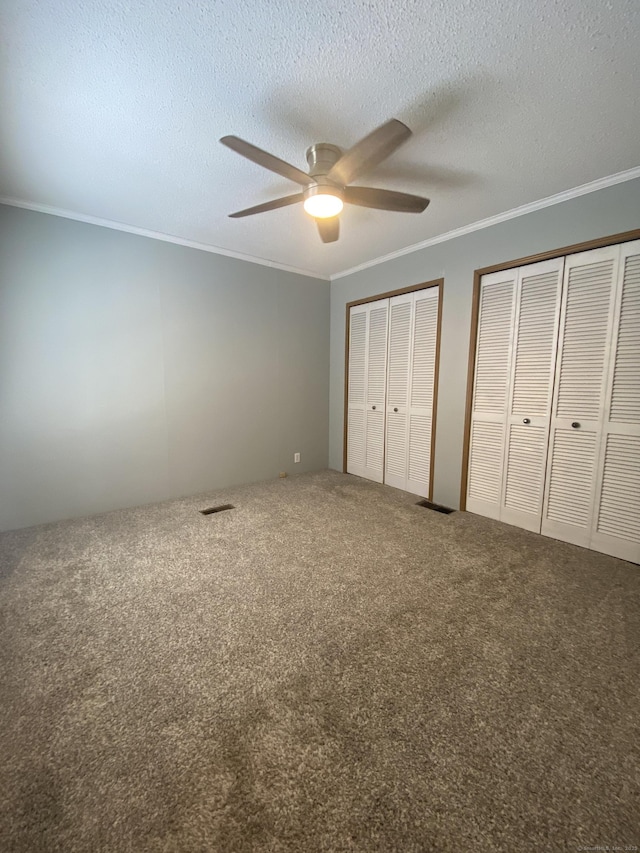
[346,304,367,478]
[590,240,640,562]
[541,246,620,548]
[406,288,439,496]
[346,299,389,483]
[499,259,564,531]
[384,294,412,491]
[466,270,517,519]
[384,287,440,496]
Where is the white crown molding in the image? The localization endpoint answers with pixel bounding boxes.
[3,165,639,284]
[0,197,330,282]
[330,166,640,281]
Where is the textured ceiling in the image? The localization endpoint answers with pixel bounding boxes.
[1,0,639,279]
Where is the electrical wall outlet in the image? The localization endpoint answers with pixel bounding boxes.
[294,452,301,464]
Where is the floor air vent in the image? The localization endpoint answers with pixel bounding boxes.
[200,504,235,515]
[416,499,455,515]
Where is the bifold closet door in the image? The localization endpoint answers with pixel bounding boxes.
[466,259,563,527]
[591,240,640,562]
[540,239,640,562]
[541,245,620,549]
[466,269,517,519]
[384,288,440,496]
[346,299,389,483]
[499,259,564,531]
[467,240,639,562]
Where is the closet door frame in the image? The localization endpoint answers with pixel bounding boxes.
[461,228,640,511]
[343,278,443,501]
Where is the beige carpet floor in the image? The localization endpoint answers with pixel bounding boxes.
[0,470,638,852]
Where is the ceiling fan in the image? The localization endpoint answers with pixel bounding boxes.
[220,119,430,243]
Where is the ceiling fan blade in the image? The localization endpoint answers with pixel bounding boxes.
[220,136,310,186]
[317,217,339,243]
[228,193,304,218]
[327,119,412,186]
[344,186,430,213]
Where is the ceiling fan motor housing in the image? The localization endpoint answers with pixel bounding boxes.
[306,143,342,179]
[304,143,344,205]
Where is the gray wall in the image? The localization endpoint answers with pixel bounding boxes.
[330,178,640,509]
[0,205,330,531]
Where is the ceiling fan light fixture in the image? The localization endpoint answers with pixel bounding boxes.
[303,192,343,219]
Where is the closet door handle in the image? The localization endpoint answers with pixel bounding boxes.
[394,408,398,413]
[372,405,376,410]
[571,422,580,429]
[522,418,530,425]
